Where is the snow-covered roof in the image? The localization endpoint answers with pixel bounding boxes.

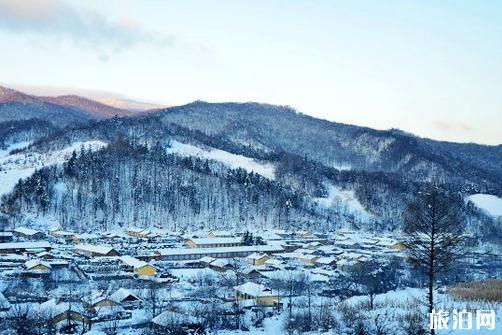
[188,237,242,245]
[208,230,234,237]
[210,258,232,268]
[259,232,283,240]
[14,227,42,236]
[246,252,268,260]
[74,233,100,240]
[39,299,71,316]
[234,282,276,297]
[157,244,283,256]
[109,288,141,303]
[0,241,51,250]
[120,255,151,269]
[74,244,117,255]
[265,258,284,266]
[51,230,75,237]
[25,259,52,270]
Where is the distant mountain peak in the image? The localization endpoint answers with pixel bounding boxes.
[39,94,134,118]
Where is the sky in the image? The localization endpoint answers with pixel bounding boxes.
[0,0,501,145]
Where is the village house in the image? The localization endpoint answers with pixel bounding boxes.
[84,293,121,312]
[49,230,77,243]
[207,230,234,238]
[209,258,233,272]
[74,244,120,257]
[315,257,337,268]
[154,244,283,261]
[127,227,152,239]
[71,233,100,244]
[242,267,263,280]
[264,258,286,269]
[109,288,142,308]
[0,241,52,254]
[296,254,319,266]
[120,255,156,276]
[13,227,46,240]
[185,237,243,248]
[24,259,52,271]
[295,231,312,239]
[246,252,269,266]
[234,282,280,307]
[40,299,91,326]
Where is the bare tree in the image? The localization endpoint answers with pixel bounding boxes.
[144,279,165,318]
[6,303,35,335]
[402,184,465,335]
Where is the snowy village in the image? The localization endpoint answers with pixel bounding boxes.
[1,1,502,334]
[0,225,500,334]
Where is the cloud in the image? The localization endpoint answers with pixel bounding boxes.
[433,120,474,132]
[0,0,175,55]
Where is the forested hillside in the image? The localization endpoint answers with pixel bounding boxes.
[0,101,500,238]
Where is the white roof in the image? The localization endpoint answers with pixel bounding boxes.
[74,233,100,240]
[109,288,141,303]
[74,244,116,255]
[14,227,42,236]
[52,230,75,236]
[234,282,276,298]
[25,259,51,270]
[265,258,284,266]
[39,299,70,316]
[246,252,268,260]
[0,241,51,250]
[120,255,150,269]
[259,232,283,240]
[211,258,231,268]
[188,237,241,245]
[158,244,282,256]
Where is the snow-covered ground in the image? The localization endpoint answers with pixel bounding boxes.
[468,194,502,217]
[166,140,275,179]
[0,141,32,158]
[314,184,371,219]
[0,140,107,197]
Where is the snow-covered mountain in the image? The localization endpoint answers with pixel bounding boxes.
[0,99,500,240]
[0,86,141,125]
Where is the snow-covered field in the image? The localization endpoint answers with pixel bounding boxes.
[166,140,275,179]
[468,194,502,217]
[0,140,107,197]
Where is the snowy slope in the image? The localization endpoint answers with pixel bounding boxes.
[166,140,275,179]
[313,184,371,219]
[0,140,107,197]
[468,194,502,217]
